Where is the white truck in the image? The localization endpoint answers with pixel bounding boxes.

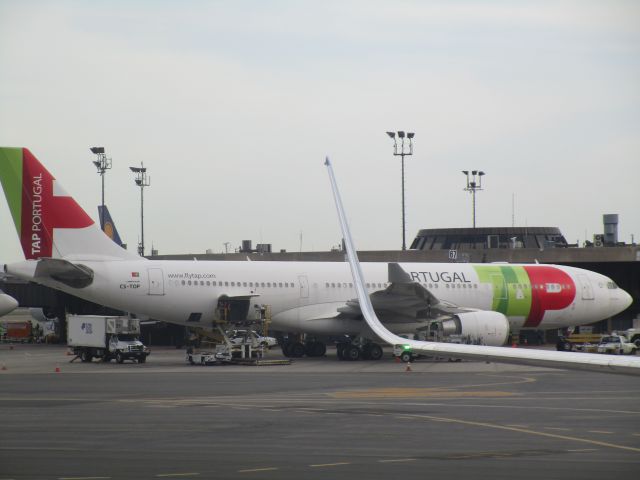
[596,334,638,355]
[67,315,150,364]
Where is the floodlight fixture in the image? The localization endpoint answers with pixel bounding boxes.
[462,169,486,228]
[386,129,415,251]
[130,162,151,256]
[89,147,112,231]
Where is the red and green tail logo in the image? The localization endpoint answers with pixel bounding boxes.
[0,147,93,259]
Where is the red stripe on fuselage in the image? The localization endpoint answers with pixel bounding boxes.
[522,266,576,328]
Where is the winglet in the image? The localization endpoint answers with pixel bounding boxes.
[325,156,640,376]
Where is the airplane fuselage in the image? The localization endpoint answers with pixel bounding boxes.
[8,259,630,336]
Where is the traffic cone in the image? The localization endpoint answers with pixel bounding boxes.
[394,356,400,363]
[55,365,61,373]
[511,342,517,348]
[405,362,412,372]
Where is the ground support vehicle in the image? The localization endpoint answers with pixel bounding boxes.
[186,326,290,366]
[622,328,640,348]
[557,333,603,352]
[67,315,150,363]
[0,320,33,343]
[597,335,638,355]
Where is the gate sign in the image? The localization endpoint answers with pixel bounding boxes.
[449,249,457,260]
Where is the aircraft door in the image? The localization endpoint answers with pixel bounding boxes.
[148,268,165,295]
[577,274,594,300]
[298,275,309,299]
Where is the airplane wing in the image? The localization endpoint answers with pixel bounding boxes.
[339,262,471,324]
[324,157,640,376]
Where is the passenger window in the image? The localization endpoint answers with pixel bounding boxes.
[279,282,283,288]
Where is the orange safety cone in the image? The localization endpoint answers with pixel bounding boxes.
[394,356,400,363]
[405,362,412,372]
[511,342,517,348]
[55,365,61,373]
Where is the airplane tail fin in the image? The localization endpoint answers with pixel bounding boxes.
[98,205,125,248]
[0,147,140,261]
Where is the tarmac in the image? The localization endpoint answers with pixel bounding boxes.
[1,343,639,479]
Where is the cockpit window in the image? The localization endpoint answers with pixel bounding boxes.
[606,281,618,289]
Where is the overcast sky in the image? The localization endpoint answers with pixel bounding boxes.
[1,1,639,262]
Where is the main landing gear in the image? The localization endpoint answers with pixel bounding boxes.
[281,339,327,358]
[280,336,384,361]
[336,341,383,361]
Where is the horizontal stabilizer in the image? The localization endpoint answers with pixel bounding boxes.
[34,258,94,288]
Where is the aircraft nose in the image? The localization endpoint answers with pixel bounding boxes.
[620,288,633,310]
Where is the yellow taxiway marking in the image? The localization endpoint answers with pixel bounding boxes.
[543,427,572,431]
[588,430,613,434]
[238,467,278,473]
[567,449,598,452]
[331,387,518,399]
[407,414,640,453]
[155,474,200,478]
[58,477,112,480]
[309,462,350,468]
[378,458,417,463]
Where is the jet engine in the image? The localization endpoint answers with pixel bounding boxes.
[439,311,509,346]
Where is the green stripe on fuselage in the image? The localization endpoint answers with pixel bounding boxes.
[474,265,531,317]
[0,147,23,234]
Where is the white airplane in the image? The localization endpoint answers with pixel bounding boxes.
[325,157,640,375]
[0,291,18,317]
[0,147,633,363]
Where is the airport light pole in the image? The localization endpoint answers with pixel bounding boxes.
[90,147,112,231]
[386,131,414,250]
[462,170,485,228]
[130,163,150,256]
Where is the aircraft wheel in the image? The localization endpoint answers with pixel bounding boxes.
[400,351,412,363]
[367,343,383,361]
[336,343,348,361]
[289,342,305,358]
[80,350,92,363]
[281,342,292,357]
[345,345,361,361]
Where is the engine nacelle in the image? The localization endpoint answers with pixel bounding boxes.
[440,311,509,346]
